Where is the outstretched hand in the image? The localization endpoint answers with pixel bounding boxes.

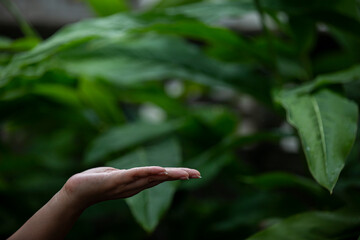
[63,166,201,209]
[8,166,200,240]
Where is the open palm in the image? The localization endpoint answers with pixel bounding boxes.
[63,166,201,208]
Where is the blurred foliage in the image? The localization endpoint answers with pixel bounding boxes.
[1,0,360,239]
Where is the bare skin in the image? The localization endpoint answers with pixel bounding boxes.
[8,166,201,240]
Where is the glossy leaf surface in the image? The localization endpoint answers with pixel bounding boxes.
[279,90,358,191]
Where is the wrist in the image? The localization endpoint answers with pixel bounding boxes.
[57,187,88,215]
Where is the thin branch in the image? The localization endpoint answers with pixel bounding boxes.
[0,0,41,39]
[254,0,282,85]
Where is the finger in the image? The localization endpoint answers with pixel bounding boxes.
[115,168,201,198]
[121,166,167,183]
[163,168,190,180]
[122,169,191,191]
[165,167,201,179]
[81,167,118,174]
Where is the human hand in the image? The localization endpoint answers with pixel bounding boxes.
[61,166,201,209]
[8,167,200,240]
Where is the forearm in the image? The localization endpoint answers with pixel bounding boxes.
[8,188,85,240]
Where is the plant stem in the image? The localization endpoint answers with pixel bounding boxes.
[254,0,282,86]
[0,0,41,39]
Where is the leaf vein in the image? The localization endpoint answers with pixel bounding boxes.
[311,97,328,181]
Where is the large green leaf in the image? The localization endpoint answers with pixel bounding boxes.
[278,90,358,192]
[247,208,360,240]
[0,14,142,86]
[107,138,181,232]
[1,12,271,102]
[85,120,181,165]
[0,14,265,98]
[53,32,269,102]
[53,35,246,87]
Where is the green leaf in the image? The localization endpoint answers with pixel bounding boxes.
[182,151,233,190]
[247,208,360,240]
[313,51,354,75]
[85,120,181,165]
[0,37,39,52]
[242,172,325,196]
[141,20,265,63]
[78,78,124,125]
[280,65,360,98]
[85,0,129,16]
[312,65,360,88]
[288,15,316,54]
[54,35,243,87]
[260,0,346,14]
[328,27,360,65]
[142,20,247,50]
[54,34,269,102]
[32,84,82,107]
[278,90,358,192]
[164,1,255,24]
[1,12,269,102]
[0,37,12,47]
[107,138,181,232]
[310,10,360,38]
[261,0,360,38]
[192,105,238,137]
[277,57,309,81]
[0,14,142,86]
[153,0,202,9]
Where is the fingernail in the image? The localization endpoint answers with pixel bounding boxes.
[191,174,202,179]
[180,176,189,180]
[158,171,168,176]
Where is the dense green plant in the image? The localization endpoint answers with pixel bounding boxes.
[1,0,360,239]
